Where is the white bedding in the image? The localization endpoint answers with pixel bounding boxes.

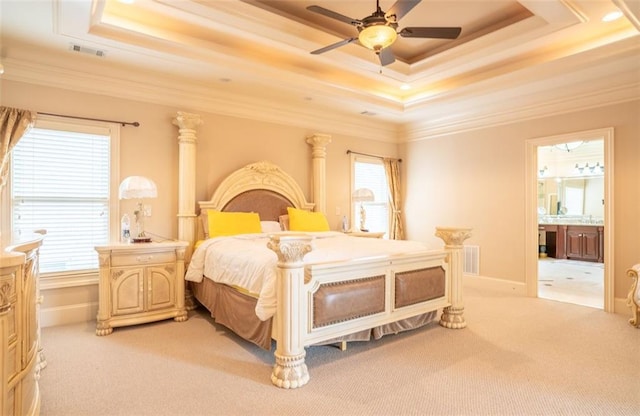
[185,231,431,321]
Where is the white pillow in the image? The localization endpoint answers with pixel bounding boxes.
[261,220,282,233]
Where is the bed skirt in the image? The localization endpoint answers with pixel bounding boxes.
[191,278,274,350]
[191,278,439,351]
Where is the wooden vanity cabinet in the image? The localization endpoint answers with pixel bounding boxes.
[566,225,603,262]
[539,223,603,263]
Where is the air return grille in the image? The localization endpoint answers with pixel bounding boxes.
[463,245,480,275]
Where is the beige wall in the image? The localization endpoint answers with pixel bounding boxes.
[401,99,640,300]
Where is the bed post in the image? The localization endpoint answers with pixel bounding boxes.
[172,111,203,258]
[306,134,331,214]
[435,227,472,329]
[267,234,314,389]
[173,112,202,311]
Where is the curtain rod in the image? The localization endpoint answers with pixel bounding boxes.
[38,112,140,127]
[346,150,402,162]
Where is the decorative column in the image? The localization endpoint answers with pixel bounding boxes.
[435,227,473,329]
[172,112,203,257]
[306,134,331,214]
[267,234,313,389]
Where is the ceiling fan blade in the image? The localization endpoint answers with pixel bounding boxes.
[311,37,358,55]
[385,0,422,22]
[378,48,396,66]
[307,5,360,26]
[399,27,462,39]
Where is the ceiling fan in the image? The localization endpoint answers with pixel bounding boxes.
[307,0,461,66]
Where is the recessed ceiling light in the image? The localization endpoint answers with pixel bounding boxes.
[400,84,411,90]
[602,10,623,22]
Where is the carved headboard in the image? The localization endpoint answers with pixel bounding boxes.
[221,189,293,221]
[196,161,314,240]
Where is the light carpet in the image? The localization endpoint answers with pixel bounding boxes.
[39,282,639,416]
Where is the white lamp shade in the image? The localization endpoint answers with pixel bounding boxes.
[352,188,375,202]
[119,176,158,200]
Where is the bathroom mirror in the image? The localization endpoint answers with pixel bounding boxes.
[538,176,603,217]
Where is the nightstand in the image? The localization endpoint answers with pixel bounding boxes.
[94,241,189,336]
[345,231,385,238]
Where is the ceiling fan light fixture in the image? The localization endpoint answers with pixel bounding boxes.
[358,24,397,51]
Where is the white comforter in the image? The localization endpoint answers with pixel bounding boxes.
[185,231,430,321]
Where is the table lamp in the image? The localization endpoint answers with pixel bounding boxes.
[119,176,157,243]
[352,188,375,231]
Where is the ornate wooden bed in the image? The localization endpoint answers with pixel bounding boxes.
[173,113,471,389]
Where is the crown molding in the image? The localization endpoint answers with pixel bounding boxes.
[404,83,640,141]
[2,57,401,143]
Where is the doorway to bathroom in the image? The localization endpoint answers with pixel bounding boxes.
[525,128,614,311]
[537,139,605,309]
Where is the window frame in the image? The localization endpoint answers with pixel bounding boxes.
[350,154,390,237]
[3,115,120,288]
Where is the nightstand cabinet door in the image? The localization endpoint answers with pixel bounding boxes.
[147,265,175,311]
[111,267,145,316]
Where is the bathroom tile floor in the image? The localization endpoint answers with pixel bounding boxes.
[538,258,604,309]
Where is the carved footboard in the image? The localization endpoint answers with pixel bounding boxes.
[267,227,471,389]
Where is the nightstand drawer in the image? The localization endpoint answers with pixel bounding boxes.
[111,251,176,267]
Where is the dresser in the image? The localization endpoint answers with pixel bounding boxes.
[94,241,189,336]
[1,233,45,416]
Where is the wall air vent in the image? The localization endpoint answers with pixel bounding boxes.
[463,245,480,275]
[69,44,106,58]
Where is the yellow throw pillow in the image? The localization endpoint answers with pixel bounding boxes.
[207,211,262,237]
[287,207,330,232]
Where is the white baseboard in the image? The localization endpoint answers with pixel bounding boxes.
[466,274,631,317]
[41,302,98,328]
[614,297,632,316]
[463,274,527,296]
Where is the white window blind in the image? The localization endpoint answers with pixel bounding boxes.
[353,158,389,236]
[12,127,111,274]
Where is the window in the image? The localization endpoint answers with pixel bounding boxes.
[10,117,119,276]
[351,156,389,237]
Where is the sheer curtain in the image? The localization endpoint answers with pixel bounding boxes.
[0,106,36,191]
[383,158,404,240]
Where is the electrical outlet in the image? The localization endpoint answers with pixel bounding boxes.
[143,204,152,217]
[335,206,341,215]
